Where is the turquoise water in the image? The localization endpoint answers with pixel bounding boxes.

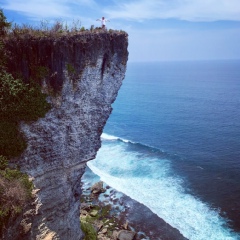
[87,60,240,240]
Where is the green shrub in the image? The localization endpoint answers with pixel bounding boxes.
[0,41,6,70]
[30,65,49,83]
[66,63,76,74]
[1,167,33,196]
[0,121,26,158]
[81,221,97,240]
[80,26,85,32]
[0,156,7,170]
[0,71,51,158]
[0,72,51,122]
[0,157,33,234]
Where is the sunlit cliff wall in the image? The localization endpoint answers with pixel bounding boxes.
[4,31,128,240]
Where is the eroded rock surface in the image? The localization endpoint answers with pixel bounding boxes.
[4,31,128,240]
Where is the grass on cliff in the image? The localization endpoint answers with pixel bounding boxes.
[81,221,97,240]
[0,156,33,235]
[5,18,126,40]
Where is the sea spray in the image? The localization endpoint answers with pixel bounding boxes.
[88,134,240,240]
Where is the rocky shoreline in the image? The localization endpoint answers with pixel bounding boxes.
[80,181,148,240]
[81,166,187,240]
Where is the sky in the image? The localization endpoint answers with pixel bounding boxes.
[1,0,240,62]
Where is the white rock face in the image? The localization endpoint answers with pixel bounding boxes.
[5,32,128,240]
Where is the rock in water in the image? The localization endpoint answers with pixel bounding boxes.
[117,230,136,240]
[91,181,104,194]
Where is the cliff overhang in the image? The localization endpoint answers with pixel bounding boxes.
[5,31,128,92]
[3,30,128,240]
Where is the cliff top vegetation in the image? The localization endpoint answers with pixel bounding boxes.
[3,17,127,41]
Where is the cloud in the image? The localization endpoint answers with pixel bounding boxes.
[3,0,239,26]
[104,0,240,22]
[1,0,97,20]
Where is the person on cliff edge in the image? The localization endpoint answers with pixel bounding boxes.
[96,17,110,29]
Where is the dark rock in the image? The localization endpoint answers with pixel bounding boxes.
[117,230,136,240]
[91,181,105,194]
[123,221,128,230]
[81,202,92,211]
[90,209,98,217]
[93,220,104,231]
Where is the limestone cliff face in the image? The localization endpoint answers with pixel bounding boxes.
[4,31,128,239]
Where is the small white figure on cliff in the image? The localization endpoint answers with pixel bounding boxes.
[96,17,110,29]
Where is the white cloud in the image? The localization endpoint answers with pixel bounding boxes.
[2,0,97,19]
[3,0,239,26]
[104,0,240,22]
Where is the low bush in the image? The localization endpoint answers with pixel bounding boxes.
[0,71,51,122]
[0,71,51,158]
[81,221,97,240]
[0,156,33,234]
[8,19,87,39]
[0,121,26,158]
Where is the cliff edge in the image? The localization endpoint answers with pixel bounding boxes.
[3,31,128,239]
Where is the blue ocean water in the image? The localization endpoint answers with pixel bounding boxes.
[87,60,240,240]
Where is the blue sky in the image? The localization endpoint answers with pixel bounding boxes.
[1,0,240,62]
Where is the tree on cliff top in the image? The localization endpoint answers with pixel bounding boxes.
[0,9,11,37]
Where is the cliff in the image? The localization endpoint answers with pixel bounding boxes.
[3,31,128,239]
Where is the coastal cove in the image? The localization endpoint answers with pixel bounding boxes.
[87,60,240,240]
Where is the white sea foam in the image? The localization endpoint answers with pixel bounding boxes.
[101,133,119,140]
[88,139,240,240]
[101,133,131,143]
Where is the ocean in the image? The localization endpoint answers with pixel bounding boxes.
[86,60,240,240]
